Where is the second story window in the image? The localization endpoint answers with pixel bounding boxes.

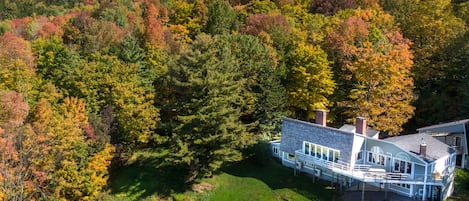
[368,152,385,166]
[393,159,412,174]
[303,141,340,162]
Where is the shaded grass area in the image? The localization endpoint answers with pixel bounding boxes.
[180,159,339,201]
[105,152,339,201]
[105,151,189,200]
[449,169,469,201]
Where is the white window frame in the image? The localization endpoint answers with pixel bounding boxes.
[393,158,412,174]
[367,151,385,166]
[303,141,340,162]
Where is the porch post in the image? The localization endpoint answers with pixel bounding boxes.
[361,181,365,201]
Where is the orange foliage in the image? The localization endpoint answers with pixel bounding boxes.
[144,2,166,48]
[0,32,35,68]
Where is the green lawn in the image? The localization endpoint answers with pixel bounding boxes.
[103,152,339,201]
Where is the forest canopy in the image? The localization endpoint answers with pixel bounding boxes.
[1,0,469,199]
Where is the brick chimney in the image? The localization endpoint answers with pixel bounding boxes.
[315,110,326,127]
[356,117,367,135]
[420,143,427,157]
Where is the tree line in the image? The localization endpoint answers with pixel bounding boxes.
[0,0,468,199]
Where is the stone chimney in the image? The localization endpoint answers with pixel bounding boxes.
[420,143,427,157]
[315,110,326,127]
[356,117,367,135]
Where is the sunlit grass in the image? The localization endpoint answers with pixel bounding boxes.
[104,152,339,201]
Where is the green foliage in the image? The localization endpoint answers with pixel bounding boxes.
[164,34,255,182]
[2,0,469,199]
[32,36,81,90]
[205,0,238,35]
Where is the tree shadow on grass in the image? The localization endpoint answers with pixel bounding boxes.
[221,158,340,201]
[108,153,189,200]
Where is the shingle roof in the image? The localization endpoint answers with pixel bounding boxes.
[279,118,356,163]
[383,133,455,163]
[339,124,380,138]
[417,119,469,131]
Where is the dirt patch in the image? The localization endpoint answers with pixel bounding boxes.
[191,182,213,193]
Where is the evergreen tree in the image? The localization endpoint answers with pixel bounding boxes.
[165,35,254,182]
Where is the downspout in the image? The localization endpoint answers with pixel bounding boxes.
[363,136,367,165]
[463,123,467,169]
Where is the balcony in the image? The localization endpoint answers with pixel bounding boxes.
[294,150,443,186]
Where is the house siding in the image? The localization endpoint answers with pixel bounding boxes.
[277,117,456,200]
[279,118,355,163]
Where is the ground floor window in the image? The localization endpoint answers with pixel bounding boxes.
[393,183,411,189]
[287,153,295,161]
[273,146,278,154]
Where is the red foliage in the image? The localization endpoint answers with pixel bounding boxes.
[0,91,29,127]
[327,16,369,57]
[11,17,33,38]
[84,123,95,141]
[240,14,290,36]
[84,0,97,5]
[309,0,356,16]
[38,22,64,38]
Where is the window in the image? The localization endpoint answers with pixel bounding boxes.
[394,159,412,174]
[316,145,322,159]
[333,150,339,162]
[273,147,278,154]
[287,154,295,161]
[311,144,316,157]
[304,142,310,155]
[356,151,363,160]
[368,152,385,166]
[454,136,461,147]
[303,141,340,162]
[393,183,410,189]
[328,149,334,161]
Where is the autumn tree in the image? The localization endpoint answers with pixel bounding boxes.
[286,43,335,119]
[0,32,36,97]
[381,0,468,128]
[144,2,166,48]
[0,91,30,201]
[326,9,414,135]
[309,0,356,16]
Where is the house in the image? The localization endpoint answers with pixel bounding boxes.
[417,119,469,169]
[271,110,456,200]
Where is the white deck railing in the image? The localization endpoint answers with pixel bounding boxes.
[294,150,443,185]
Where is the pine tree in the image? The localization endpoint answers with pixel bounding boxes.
[166,35,254,182]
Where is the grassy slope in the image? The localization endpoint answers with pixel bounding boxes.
[105,152,338,201]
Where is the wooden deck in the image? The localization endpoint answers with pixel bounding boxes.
[294,150,443,186]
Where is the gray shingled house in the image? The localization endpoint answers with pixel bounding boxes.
[417,119,469,169]
[271,111,456,200]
